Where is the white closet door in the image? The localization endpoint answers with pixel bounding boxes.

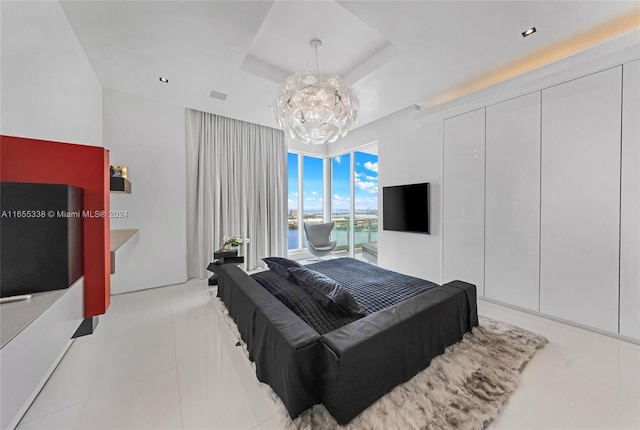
[540,66,622,333]
[443,108,485,294]
[620,60,640,339]
[485,92,541,311]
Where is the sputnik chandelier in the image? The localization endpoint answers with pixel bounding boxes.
[275,39,359,145]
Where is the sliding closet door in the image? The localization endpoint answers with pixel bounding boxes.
[620,60,640,339]
[540,67,622,333]
[443,109,485,294]
[485,92,541,311]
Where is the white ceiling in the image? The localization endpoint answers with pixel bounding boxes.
[59,0,640,130]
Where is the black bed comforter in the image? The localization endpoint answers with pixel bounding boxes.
[306,258,439,314]
[251,258,438,334]
[250,270,361,334]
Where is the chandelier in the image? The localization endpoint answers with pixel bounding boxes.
[275,39,359,145]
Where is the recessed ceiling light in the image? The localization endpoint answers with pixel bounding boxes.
[159,77,169,83]
[522,27,537,38]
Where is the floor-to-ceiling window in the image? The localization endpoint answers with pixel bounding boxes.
[287,152,325,251]
[331,154,351,253]
[354,151,378,253]
[287,152,300,251]
[302,155,324,248]
[288,149,377,258]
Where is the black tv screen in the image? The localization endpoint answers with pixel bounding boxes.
[382,183,430,234]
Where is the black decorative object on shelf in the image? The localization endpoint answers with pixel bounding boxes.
[207,249,244,286]
[0,182,84,297]
[110,177,131,193]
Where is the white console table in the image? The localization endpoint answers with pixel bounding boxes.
[0,278,84,430]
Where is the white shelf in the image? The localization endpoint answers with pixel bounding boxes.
[110,229,138,274]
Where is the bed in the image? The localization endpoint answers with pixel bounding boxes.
[217,257,478,424]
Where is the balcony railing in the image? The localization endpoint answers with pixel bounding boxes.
[332,218,378,252]
[288,216,378,252]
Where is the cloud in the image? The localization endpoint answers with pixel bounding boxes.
[332,194,350,209]
[355,171,377,181]
[311,191,318,195]
[334,156,341,164]
[356,197,378,204]
[355,181,378,194]
[355,197,378,210]
[364,161,378,173]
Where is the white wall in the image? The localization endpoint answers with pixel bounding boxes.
[619,60,640,339]
[0,1,102,146]
[286,136,327,157]
[103,89,187,294]
[331,106,443,283]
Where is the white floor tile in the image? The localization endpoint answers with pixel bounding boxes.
[507,357,624,429]
[618,392,640,429]
[176,352,278,429]
[17,370,182,430]
[14,278,640,430]
[21,328,177,422]
[174,288,280,429]
[489,407,537,430]
[170,286,216,324]
[542,322,621,390]
[171,305,230,368]
[251,414,283,430]
[78,297,174,345]
[619,343,640,398]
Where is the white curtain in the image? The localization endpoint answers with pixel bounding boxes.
[185,109,287,278]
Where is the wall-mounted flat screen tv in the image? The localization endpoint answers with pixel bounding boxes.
[382,182,430,234]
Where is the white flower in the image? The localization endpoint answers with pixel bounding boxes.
[220,234,249,249]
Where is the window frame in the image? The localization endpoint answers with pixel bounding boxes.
[287,145,378,257]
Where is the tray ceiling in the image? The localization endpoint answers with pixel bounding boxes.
[59,0,640,130]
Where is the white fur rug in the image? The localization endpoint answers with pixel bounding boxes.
[212,292,547,430]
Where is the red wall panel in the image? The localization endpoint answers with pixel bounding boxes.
[1,135,110,317]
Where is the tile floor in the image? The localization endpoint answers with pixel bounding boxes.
[15,278,640,430]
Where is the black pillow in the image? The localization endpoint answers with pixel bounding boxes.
[288,266,362,316]
[262,257,304,283]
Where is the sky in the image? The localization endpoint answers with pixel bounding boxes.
[288,151,379,213]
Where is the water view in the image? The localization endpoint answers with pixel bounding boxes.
[288,215,378,251]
